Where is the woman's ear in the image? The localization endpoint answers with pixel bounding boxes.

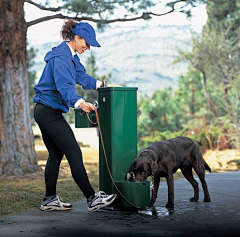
[149,158,158,175]
[74,35,77,42]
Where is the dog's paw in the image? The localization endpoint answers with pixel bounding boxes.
[150,201,155,207]
[165,202,174,209]
[190,197,198,202]
[204,198,211,202]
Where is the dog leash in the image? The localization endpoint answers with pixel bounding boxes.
[83,108,145,210]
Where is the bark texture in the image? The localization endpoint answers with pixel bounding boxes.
[0,0,40,175]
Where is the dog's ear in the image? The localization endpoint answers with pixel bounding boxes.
[149,158,158,175]
[126,158,138,181]
[129,158,138,172]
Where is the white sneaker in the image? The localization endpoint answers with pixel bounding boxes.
[40,195,72,211]
[87,191,117,212]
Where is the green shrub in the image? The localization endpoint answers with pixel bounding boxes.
[138,126,225,154]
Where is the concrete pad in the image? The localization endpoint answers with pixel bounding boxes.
[0,172,240,237]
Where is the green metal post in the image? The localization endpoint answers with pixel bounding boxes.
[98,87,150,208]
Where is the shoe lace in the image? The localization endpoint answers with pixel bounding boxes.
[56,195,64,202]
[95,191,108,198]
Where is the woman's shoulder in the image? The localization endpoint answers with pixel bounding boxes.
[54,55,74,67]
[45,41,73,64]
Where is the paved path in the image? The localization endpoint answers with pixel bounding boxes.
[0,172,240,237]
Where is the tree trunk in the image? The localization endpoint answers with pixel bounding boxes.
[190,77,195,116]
[217,63,234,122]
[0,0,41,175]
[201,71,222,123]
[234,90,240,152]
[201,70,229,144]
[223,80,234,122]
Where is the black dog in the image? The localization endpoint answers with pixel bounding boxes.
[128,137,211,208]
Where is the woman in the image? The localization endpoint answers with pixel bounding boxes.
[33,20,117,212]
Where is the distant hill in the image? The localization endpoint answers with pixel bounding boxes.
[30,24,200,96]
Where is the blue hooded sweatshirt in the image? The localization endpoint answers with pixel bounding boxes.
[33,41,97,112]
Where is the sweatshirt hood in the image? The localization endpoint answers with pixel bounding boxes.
[44,41,73,63]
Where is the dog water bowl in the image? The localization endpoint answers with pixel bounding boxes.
[114,181,150,208]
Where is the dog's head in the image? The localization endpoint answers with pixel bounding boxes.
[127,152,158,182]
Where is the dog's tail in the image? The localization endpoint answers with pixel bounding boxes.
[194,142,212,173]
[203,159,211,173]
[195,142,211,173]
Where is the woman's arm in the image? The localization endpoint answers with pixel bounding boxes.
[74,56,102,90]
[53,57,82,108]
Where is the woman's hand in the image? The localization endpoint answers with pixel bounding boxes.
[79,101,95,113]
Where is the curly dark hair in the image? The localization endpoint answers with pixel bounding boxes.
[60,19,78,41]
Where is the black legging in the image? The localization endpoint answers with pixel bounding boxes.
[34,103,95,199]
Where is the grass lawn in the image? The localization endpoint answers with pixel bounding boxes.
[0,178,89,216]
[0,138,99,217]
[0,171,99,216]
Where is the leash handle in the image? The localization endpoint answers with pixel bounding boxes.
[78,109,97,125]
[86,112,97,125]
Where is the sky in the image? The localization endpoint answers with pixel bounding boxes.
[24,0,208,44]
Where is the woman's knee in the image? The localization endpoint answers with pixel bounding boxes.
[48,151,63,164]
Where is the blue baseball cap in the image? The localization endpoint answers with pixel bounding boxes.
[72,22,101,47]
